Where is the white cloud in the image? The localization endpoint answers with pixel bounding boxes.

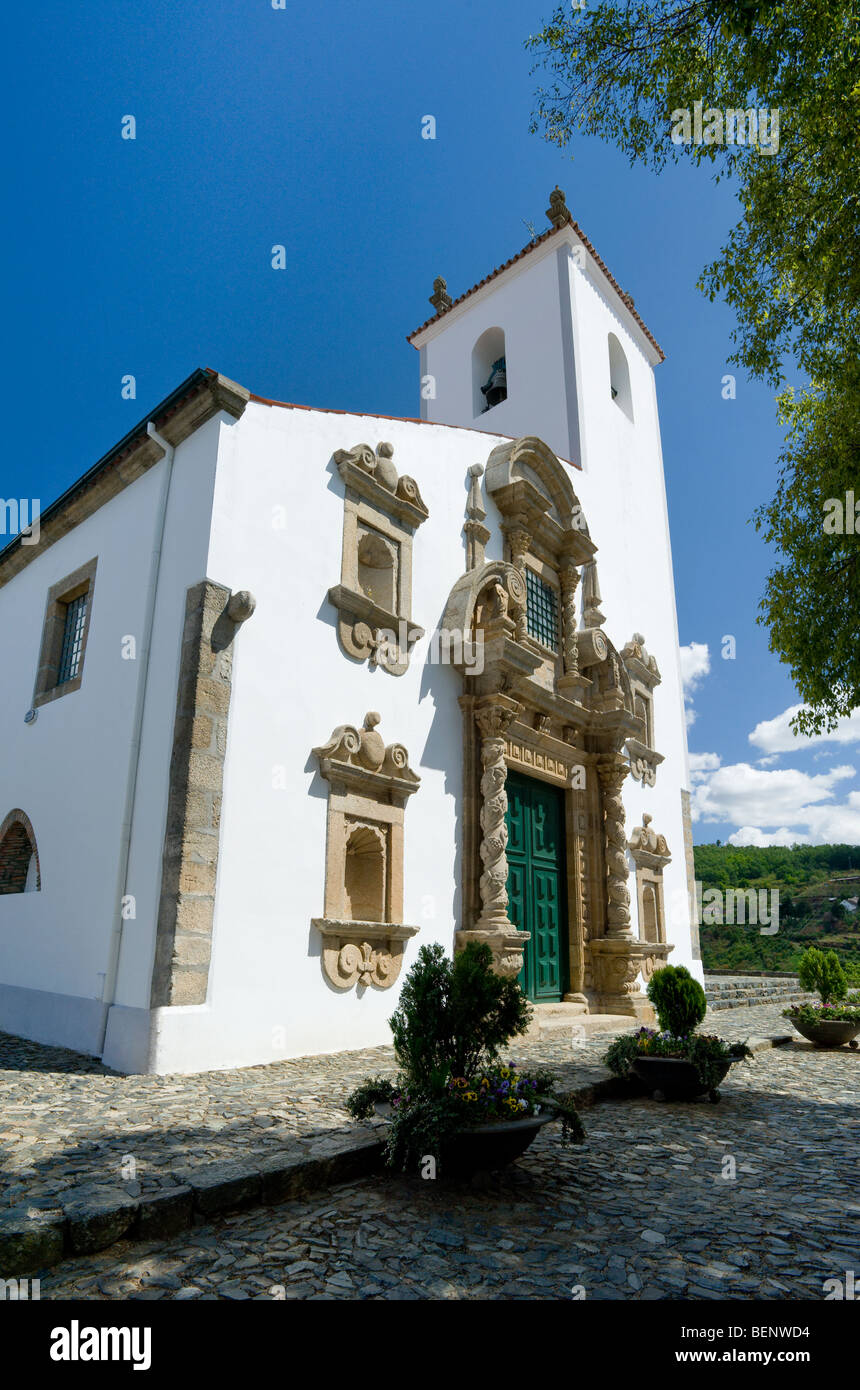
[728,826,810,847]
[728,795,860,846]
[679,642,710,728]
[688,751,721,785]
[749,704,860,754]
[691,761,855,827]
[757,754,779,767]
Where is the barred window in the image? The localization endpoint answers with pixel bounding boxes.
[57,592,89,686]
[525,568,559,652]
[32,558,98,708]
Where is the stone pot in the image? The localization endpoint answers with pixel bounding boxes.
[789,1017,860,1049]
[373,1102,556,1175]
[631,1054,733,1103]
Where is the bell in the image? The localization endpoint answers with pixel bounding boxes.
[481,358,508,411]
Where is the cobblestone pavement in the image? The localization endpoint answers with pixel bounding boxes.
[0,1004,793,1210]
[35,1040,857,1301]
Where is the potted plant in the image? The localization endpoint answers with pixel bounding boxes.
[346,941,584,1175]
[604,965,752,1103]
[783,947,860,1048]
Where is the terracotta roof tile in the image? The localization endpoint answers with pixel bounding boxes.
[407,220,664,362]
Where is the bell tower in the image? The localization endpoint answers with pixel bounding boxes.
[407,187,665,475]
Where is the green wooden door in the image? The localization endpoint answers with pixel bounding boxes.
[505,771,567,1001]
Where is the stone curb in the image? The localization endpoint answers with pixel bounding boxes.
[744,1034,794,1053]
[0,1034,793,1277]
[0,1130,384,1277]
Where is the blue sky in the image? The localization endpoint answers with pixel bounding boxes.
[3,0,853,846]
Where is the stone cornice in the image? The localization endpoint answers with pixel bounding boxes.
[0,368,250,589]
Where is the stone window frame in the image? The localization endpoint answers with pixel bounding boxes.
[0,808,41,894]
[523,561,561,656]
[516,549,565,686]
[628,814,674,982]
[630,678,655,750]
[32,557,98,708]
[622,635,664,786]
[311,712,420,991]
[327,443,429,676]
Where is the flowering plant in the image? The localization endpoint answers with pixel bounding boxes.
[347,1061,584,1172]
[345,943,584,1172]
[604,1027,752,1093]
[784,999,860,1026]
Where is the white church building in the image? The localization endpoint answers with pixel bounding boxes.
[0,188,701,1075]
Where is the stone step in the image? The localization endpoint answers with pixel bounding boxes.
[524,1007,632,1040]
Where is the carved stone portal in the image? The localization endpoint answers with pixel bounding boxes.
[312,713,420,990]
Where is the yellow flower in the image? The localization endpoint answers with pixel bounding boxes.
[464,1091,477,1102]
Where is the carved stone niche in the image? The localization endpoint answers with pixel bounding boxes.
[628,813,674,982]
[311,712,420,990]
[328,443,429,676]
[621,632,664,785]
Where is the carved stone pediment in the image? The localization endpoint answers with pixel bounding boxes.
[484,436,595,563]
[621,632,661,690]
[313,711,420,799]
[333,442,429,527]
[628,812,671,868]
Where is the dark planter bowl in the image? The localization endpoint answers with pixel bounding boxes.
[373,1103,556,1175]
[631,1054,734,1103]
[789,1018,860,1049]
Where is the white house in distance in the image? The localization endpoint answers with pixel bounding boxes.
[0,187,700,1075]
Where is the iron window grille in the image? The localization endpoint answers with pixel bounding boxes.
[525,568,559,652]
[56,592,89,686]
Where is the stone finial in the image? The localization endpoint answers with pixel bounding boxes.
[546,185,572,230]
[429,276,453,312]
[581,560,606,629]
[466,463,486,521]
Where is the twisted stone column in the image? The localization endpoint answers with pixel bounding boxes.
[559,562,581,677]
[456,701,527,978]
[597,757,634,940]
[474,704,516,930]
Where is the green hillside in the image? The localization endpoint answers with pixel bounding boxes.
[693,842,860,980]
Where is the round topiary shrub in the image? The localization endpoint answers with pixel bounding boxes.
[647,964,707,1036]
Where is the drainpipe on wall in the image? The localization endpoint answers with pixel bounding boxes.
[98,421,176,1056]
